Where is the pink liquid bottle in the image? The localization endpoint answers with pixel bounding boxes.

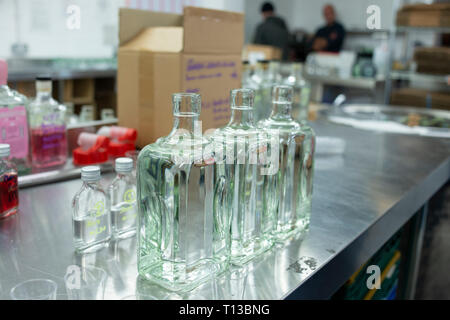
[0,59,31,175]
[28,76,68,169]
[0,144,19,219]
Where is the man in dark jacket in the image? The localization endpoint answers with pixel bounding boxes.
[253,2,290,60]
[310,4,346,53]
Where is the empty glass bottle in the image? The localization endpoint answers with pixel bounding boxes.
[0,144,19,219]
[72,166,111,253]
[258,85,315,241]
[211,88,273,266]
[28,76,68,169]
[254,60,282,122]
[109,157,137,239]
[0,60,31,175]
[137,93,229,291]
[283,63,311,122]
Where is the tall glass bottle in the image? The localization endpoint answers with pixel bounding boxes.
[28,76,68,169]
[258,85,315,241]
[0,60,31,175]
[211,88,273,266]
[109,157,137,239]
[255,60,282,122]
[137,93,229,291]
[0,144,19,219]
[283,63,311,122]
[72,166,111,253]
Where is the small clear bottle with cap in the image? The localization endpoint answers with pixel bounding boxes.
[0,144,19,219]
[72,166,111,253]
[109,157,137,239]
[28,76,68,169]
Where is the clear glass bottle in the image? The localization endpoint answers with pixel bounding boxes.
[109,157,137,239]
[137,93,229,291]
[28,76,68,169]
[283,63,311,122]
[0,144,19,219]
[211,88,273,266]
[258,85,315,241]
[72,166,111,253]
[0,60,31,175]
[254,60,282,122]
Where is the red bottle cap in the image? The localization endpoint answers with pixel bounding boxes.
[73,135,110,165]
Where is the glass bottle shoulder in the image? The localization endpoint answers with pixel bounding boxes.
[72,182,109,217]
[0,158,18,175]
[0,86,27,107]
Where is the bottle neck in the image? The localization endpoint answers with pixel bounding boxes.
[36,81,52,100]
[228,107,254,127]
[270,102,293,121]
[172,113,199,135]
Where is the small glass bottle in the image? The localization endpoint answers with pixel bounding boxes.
[28,76,68,169]
[137,93,229,291]
[0,59,31,175]
[258,85,316,241]
[211,88,273,266]
[0,144,19,219]
[109,157,137,239]
[72,166,111,253]
[283,63,311,122]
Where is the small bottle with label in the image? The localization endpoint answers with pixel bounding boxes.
[0,144,19,219]
[72,166,111,253]
[109,157,137,239]
[0,60,31,175]
[28,76,68,169]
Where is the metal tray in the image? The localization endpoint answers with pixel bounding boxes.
[322,104,450,138]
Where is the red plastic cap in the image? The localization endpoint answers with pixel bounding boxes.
[108,142,135,158]
[72,135,110,165]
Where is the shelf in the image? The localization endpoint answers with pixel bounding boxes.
[390,70,450,86]
[396,25,450,33]
[304,73,385,90]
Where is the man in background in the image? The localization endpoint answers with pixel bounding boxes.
[309,4,346,53]
[253,2,290,60]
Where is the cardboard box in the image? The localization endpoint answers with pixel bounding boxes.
[118,7,244,148]
[396,3,450,28]
[391,88,450,111]
[243,44,282,63]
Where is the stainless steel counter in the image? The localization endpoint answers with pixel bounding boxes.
[1,120,449,300]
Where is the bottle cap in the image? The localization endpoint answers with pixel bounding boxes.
[115,157,133,173]
[81,166,101,182]
[36,75,52,81]
[0,144,10,158]
[0,59,8,86]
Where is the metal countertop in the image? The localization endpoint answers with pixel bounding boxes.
[0,120,449,300]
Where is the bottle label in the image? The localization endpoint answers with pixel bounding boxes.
[0,106,29,159]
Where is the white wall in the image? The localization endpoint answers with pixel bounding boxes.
[0,0,243,60]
